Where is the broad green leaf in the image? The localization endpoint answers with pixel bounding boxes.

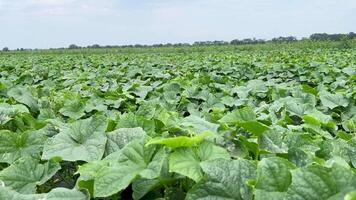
[92,158,143,197]
[254,189,286,200]
[134,85,153,99]
[77,160,110,181]
[288,148,314,167]
[186,159,256,200]
[146,132,211,148]
[239,120,270,136]
[132,153,170,200]
[43,188,89,200]
[59,95,86,120]
[301,84,318,96]
[259,129,288,153]
[329,164,356,190]
[0,103,29,125]
[344,191,356,200]
[348,138,356,168]
[342,66,355,76]
[319,91,349,109]
[169,141,230,182]
[219,107,256,124]
[116,113,155,135]
[286,165,338,200]
[84,97,107,113]
[0,186,42,200]
[256,157,295,192]
[106,127,146,155]
[92,139,165,197]
[163,83,181,104]
[285,101,311,117]
[218,107,269,135]
[132,178,160,200]
[303,109,334,127]
[0,130,46,164]
[180,115,219,134]
[0,157,60,194]
[7,87,39,113]
[42,116,107,162]
[76,160,110,196]
[0,186,89,200]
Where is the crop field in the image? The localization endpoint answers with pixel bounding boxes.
[0,47,355,200]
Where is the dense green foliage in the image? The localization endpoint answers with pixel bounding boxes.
[0,46,355,199]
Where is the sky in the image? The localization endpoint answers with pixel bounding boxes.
[0,0,355,49]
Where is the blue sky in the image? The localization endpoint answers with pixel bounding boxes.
[0,0,355,49]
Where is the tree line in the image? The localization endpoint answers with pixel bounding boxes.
[2,32,356,51]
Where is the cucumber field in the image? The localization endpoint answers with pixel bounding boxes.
[0,45,355,200]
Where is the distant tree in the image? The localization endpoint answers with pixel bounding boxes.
[68,44,80,49]
[87,44,101,48]
[213,40,228,45]
[242,38,253,44]
[230,39,242,45]
[347,32,356,39]
[272,36,297,43]
[310,33,329,41]
[2,47,9,51]
[309,33,351,41]
[256,39,266,43]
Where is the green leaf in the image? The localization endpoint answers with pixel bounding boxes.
[77,160,110,181]
[42,116,107,162]
[43,188,89,200]
[7,87,39,113]
[180,116,219,134]
[319,91,349,109]
[286,165,338,200]
[132,153,170,200]
[94,163,138,197]
[0,186,89,200]
[303,109,334,127]
[0,130,46,164]
[285,101,310,117]
[84,97,107,113]
[186,159,256,200]
[132,178,160,200]
[239,120,270,136]
[146,132,211,148]
[344,191,356,200]
[0,186,43,200]
[116,113,155,135]
[0,157,60,194]
[329,164,356,191]
[169,141,230,182]
[301,84,318,96]
[0,103,29,125]
[106,127,146,155]
[256,157,295,192]
[218,107,269,135]
[76,160,110,196]
[259,130,288,153]
[59,94,86,120]
[348,138,356,168]
[219,107,256,124]
[163,83,181,104]
[254,189,286,200]
[92,138,166,197]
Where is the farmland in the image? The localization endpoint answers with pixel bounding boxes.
[0,44,355,200]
